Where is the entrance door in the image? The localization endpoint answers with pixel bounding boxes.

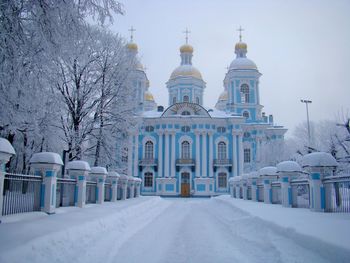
[181,172,190,197]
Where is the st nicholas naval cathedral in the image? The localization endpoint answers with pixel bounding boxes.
[126,28,286,197]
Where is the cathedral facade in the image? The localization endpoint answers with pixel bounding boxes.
[126,33,286,197]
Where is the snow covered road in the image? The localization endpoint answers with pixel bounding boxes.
[1,196,350,263]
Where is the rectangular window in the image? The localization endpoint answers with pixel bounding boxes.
[244,148,251,163]
[144,173,153,187]
[218,173,227,188]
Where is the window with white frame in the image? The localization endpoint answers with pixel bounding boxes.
[183,95,189,102]
[181,141,190,159]
[218,141,227,160]
[218,172,227,188]
[181,111,191,116]
[244,148,251,163]
[144,172,153,187]
[145,141,153,159]
[240,84,249,103]
[243,111,250,119]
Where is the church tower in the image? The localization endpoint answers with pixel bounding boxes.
[218,27,263,122]
[166,29,206,106]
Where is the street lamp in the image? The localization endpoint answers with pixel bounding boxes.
[300,99,312,150]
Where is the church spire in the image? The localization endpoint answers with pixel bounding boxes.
[127,26,138,52]
[180,28,193,65]
[235,26,247,58]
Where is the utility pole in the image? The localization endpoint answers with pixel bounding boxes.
[301,99,312,151]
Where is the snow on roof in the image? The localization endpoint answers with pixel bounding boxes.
[66,160,91,171]
[302,152,338,167]
[0,138,16,155]
[258,166,277,176]
[276,161,302,173]
[108,171,120,177]
[30,152,63,165]
[142,110,163,118]
[90,166,108,175]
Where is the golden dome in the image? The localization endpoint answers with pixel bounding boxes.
[218,90,228,101]
[144,91,154,101]
[180,44,193,53]
[235,42,247,50]
[127,42,138,51]
[170,65,203,80]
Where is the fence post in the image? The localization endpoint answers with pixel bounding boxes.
[90,167,107,204]
[249,173,259,202]
[119,175,128,200]
[30,152,63,214]
[134,178,141,197]
[277,161,302,208]
[302,152,338,212]
[0,138,16,222]
[66,161,91,208]
[242,176,248,200]
[258,166,278,204]
[108,172,120,202]
[127,176,135,199]
[228,178,234,197]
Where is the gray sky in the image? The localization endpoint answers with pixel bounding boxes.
[112,0,350,137]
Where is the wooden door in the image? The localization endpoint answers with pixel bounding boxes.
[181,172,190,197]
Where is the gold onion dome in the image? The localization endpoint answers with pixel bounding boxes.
[235,41,247,50]
[218,90,228,101]
[144,90,154,101]
[180,44,193,53]
[127,42,138,51]
[170,65,203,80]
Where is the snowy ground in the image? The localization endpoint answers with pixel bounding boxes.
[1,196,350,263]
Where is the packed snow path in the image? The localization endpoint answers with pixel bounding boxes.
[1,196,349,263]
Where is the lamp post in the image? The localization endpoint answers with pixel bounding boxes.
[300,99,312,151]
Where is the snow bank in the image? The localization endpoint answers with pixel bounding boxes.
[276,161,302,173]
[0,138,16,155]
[302,152,338,167]
[29,152,63,165]
[66,160,91,171]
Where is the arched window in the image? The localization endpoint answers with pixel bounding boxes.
[218,142,227,160]
[243,111,250,119]
[144,172,153,187]
[145,141,153,159]
[173,97,176,104]
[181,141,190,159]
[244,148,251,163]
[218,173,227,188]
[183,95,189,102]
[181,111,191,116]
[196,97,200,104]
[240,84,249,103]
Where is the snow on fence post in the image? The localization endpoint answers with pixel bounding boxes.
[302,152,338,212]
[228,178,234,197]
[241,175,248,200]
[90,167,107,204]
[277,161,302,208]
[248,172,259,202]
[0,138,16,221]
[66,161,91,208]
[29,152,63,214]
[258,166,278,204]
[127,176,135,199]
[108,171,120,202]
[134,178,142,197]
[119,174,128,200]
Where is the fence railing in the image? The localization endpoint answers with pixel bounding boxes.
[104,183,112,201]
[86,181,97,204]
[2,173,42,216]
[291,179,310,209]
[323,175,350,213]
[271,182,282,204]
[257,184,264,202]
[56,178,76,208]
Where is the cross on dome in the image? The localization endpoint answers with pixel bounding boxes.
[128,26,136,42]
[183,28,191,44]
[237,26,244,42]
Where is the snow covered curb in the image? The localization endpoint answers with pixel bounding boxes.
[0,196,171,263]
[216,195,350,252]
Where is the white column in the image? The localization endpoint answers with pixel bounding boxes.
[158,132,163,177]
[232,132,237,177]
[256,136,261,163]
[171,132,176,177]
[133,133,139,177]
[208,132,213,177]
[238,132,243,176]
[195,132,200,177]
[202,132,207,177]
[164,132,169,177]
[127,134,133,177]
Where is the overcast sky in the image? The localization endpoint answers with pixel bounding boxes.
[112,0,350,137]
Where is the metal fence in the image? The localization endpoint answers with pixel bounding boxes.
[323,175,350,213]
[247,186,252,200]
[2,173,42,216]
[257,184,264,202]
[271,182,282,204]
[291,179,310,209]
[104,183,112,201]
[86,181,97,204]
[56,178,76,208]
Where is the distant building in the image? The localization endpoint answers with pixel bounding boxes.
[126,30,286,197]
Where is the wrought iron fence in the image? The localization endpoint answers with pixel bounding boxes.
[104,183,112,201]
[291,179,310,209]
[56,178,76,208]
[257,184,264,202]
[86,181,97,204]
[323,175,350,213]
[2,173,42,216]
[247,185,252,200]
[271,182,282,204]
